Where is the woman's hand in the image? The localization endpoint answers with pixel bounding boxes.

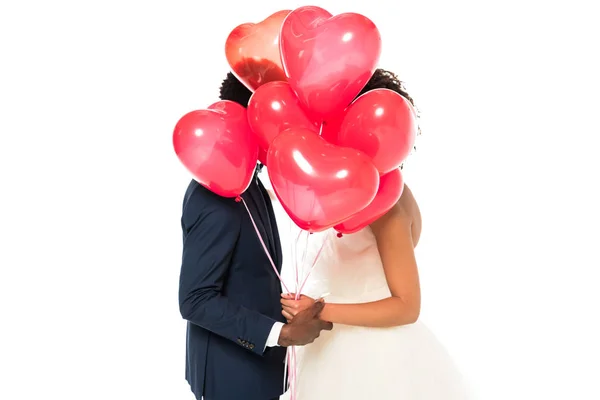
[281,294,317,322]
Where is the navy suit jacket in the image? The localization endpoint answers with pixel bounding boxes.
[179,175,286,400]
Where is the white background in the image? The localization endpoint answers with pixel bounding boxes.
[1,0,599,399]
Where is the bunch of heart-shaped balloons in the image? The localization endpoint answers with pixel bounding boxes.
[173,5,418,234]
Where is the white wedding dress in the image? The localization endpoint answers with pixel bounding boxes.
[282,227,471,400]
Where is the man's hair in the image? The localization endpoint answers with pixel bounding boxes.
[219,72,253,107]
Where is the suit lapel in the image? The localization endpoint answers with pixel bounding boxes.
[243,177,279,269]
[257,178,282,269]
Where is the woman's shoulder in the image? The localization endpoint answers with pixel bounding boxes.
[398,184,420,220]
[384,183,420,220]
[370,183,422,245]
[399,184,422,245]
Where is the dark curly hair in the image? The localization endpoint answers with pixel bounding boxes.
[359,69,421,147]
[219,68,420,168]
[358,69,417,110]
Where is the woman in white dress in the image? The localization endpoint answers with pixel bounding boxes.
[279,74,470,399]
[281,185,470,399]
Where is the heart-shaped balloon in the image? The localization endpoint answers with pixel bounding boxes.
[320,112,344,144]
[280,6,382,120]
[337,89,418,174]
[225,10,291,92]
[267,128,380,232]
[257,147,268,166]
[335,168,404,234]
[173,101,259,198]
[248,81,321,151]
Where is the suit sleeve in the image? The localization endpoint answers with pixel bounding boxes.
[178,186,277,355]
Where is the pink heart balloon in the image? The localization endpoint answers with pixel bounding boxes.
[267,128,379,232]
[337,89,418,174]
[247,81,321,151]
[225,10,291,91]
[173,101,259,198]
[279,6,382,121]
[335,168,404,234]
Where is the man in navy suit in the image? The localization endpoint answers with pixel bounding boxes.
[178,73,333,400]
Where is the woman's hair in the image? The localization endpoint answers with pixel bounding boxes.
[219,68,417,110]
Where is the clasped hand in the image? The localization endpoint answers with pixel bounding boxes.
[281,293,318,322]
[277,294,332,347]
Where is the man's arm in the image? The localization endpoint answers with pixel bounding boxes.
[178,186,276,355]
[265,322,284,349]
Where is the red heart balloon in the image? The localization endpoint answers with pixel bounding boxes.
[257,147,268,166]
[247,81,321,151]
[337,89,418,174]
[173,101,259,198]
[335,168,404,234]
[320,112,344,144]
[280,6,382,120]
[267,128,380,232]
[225,10,291,92]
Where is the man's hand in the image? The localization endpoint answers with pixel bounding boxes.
[277,301,333,347]
[281,294,314,322]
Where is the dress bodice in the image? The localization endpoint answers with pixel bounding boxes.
[297,228,391,304]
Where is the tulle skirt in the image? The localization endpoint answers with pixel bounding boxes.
[282,320,470,400]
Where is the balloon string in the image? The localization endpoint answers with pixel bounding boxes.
[297,236,327,297]
[286,348,295,399]
[240,196,300,398]
[287,228,304,400]
[292,346,297,397]
[240,196,325,400]
[294,229,303,293]
[299,230,310,288]
[287,345,298,400]
[239,196,290,294]
[288,232,327,400]
[283,346,289,393]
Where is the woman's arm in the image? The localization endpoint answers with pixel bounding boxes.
[282,186,422,328]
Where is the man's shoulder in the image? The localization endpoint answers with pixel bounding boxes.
[182,179,201,205]
[181,180,241,226]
